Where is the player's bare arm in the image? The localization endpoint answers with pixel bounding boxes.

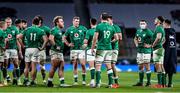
[152,33,162,48]
[49,35,55,46]
[118,33,122,41]
[144,43,152,48]
[17,39,23,59]
[91,32,98,52]
[82,39,88,49]
[17,33,24,48]
[16,34,24,53]
[39,35,48,50]
[162,38,166,45]
[111,33,118,42]
[63,36,74,47]
[134,37,138,47]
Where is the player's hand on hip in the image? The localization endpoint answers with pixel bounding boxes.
[56,46,61,51]
[82,44,87,49]
[91,48,95,55]
[19,51,23,60]
[38,47,43,51]
[135,44,138,47]
[5,38,9,42]
[0,47,6,51]
[144,43,151,48]
[68,43,74,47]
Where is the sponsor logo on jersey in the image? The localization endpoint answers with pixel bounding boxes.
[12,30,15,34]
[169,35,175,39]
[79,30,82,32]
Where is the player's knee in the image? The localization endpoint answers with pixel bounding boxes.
[95,65,101,70]
[71,59,76,63]
[73,62,78,67]
[156,67,162,72]
[106,64,112,70]
[61,66,64,71]
[138,64,144,70]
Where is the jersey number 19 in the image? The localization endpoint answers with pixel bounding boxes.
[104,31,110,38]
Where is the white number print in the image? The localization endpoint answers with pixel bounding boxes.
[30,33,36,41]
[104,31,110,38]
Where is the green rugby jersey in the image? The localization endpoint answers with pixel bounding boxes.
[153,25,165,50]
[5,25,19,49]
[96,22,116,50]
[135,28,153,53]
[23,25,45,48]
[0,29,7,48]
[39,25,51,37]
[50,26,64,52]
[64,25,87,50]
[85,27,96,49]
[111,24,121,50]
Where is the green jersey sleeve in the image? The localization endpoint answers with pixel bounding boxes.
[50,29,55,36]
[114,24,121,33]
[156,26,164,34]
[149,30,154,42]
[12,26,19,35]
[95,25,100,33]
[22,29,27,36]
[45,26,51,36]
[82,26,88,34]
[85,30,90,40]
[41,26,51,37]
[64,28,70,37]
[40,29,46,37]
[113,26,116,35]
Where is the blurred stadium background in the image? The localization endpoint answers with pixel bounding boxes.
[0,0,180,71]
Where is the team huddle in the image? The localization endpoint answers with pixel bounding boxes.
[0,12,177,88]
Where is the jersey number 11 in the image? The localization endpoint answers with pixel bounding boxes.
[30,33,36,41]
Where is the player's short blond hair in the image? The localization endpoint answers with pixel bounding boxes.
[53,16,63,26]
[0,21,6,28]
[5,17,12,21]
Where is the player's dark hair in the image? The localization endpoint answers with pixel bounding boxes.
[15,19,22,25]
[108,15,113,19]
[73,16,80,20]
[53,16,63,26]
[32,16,41,25]
[0,21,6,28]
[164,19,171,25]
[140,20,147,22]
[157,16,164,23]
[101,12,109,20]
[21,19,27,24]
[36,15,43,24]
[90,18,97,25]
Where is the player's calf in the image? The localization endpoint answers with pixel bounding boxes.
[40,64,46,84]
[81,61,86,85]
[30,62,37,86]
[47,58,59,87]
[72,61,78,85]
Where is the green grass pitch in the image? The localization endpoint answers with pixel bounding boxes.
[0,71,180,92]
